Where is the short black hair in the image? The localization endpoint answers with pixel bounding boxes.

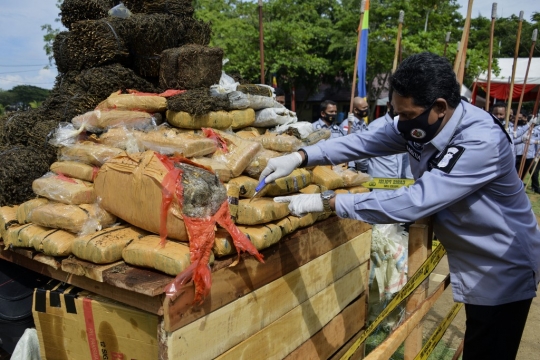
[274,87,285,97]
[320,100,337,113]
[390,52,461,109]
[491,103,506,113]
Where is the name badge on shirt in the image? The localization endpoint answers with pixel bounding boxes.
[406,143,423,162]
[432,145,465,173]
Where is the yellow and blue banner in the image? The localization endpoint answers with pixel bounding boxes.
[357,0,369,98]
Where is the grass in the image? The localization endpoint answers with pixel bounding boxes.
[364,180,540,359]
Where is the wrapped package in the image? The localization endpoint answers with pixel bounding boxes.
[340,169,372,187]
[236,198,289,225]
[137,127,217,157]
[254,107,297,127]
[254,132,303,152]
[236,84,274,97]
[16,199,50,224]
[72,109,160,132]
[225,183,240,222]
[28,202,117,235]
[97,127,143,152]
[30,228,76,256]
[72,225,147,264]
[94,151,189,241]
[166,110,232,130]
[335,186,370,194]
[264,169,312,196]
[213,224,282,257]
[274,121,314,139]
[227,91,250,110]
[235,128,261,140]
[0,206,19,241]
[95,90,168,112]
[228,176,258,198]
[50,161,99,182]
[4,224,36,248]
[275,213,318,236]
[59,142,124,166]
[230,108,256,130]
[243,148,281,179]
[299,184,327,194]
[32,173,96,205]
[303,128,332,145]
[312,166,344,190]
[122,235,214,276]
[208,129,261,177]
[191,157,233,182]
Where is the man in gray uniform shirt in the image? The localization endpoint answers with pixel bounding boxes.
[261,52,540,360]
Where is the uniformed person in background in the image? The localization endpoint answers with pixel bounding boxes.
[261,52,540,360]
[312,100,346,138]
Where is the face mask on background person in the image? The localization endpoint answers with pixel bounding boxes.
[354,109,369,118]
[397,102,443,143]
[323,112,336,124]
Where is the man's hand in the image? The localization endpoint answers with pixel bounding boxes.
[274,194,324,217]
[522,133,530,142]
[347,112,355,123]
[259,152,303,183]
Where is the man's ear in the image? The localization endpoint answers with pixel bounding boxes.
[435,98,449,118]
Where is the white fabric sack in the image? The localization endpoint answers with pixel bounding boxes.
[11,328,41,360]
[210,71,239,96]
[254,107,298,127]
[273,121,314,139]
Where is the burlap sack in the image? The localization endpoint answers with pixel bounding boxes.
[29,203,117,234]
[254,133,303,152]
[0,206,18,241]
[94,151,189,241]
[243,148,281,179]
[236,198,289,225]
[210,130,261,177]
[72,109,159,132]
[312,166,344,190]
[191,157,233,182]
[16,199,50,224]
[32,173,96,205]
[122,235,214,276]
[72,225,147,264]
[30,228,76,256]
[59,142,124,166]
[95,91,168,112]
[166,110,232,130]
[50,161,98,182]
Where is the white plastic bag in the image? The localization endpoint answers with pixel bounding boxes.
[210,71,239,96]
[273,121,314,139]
[228,91,250,109]
[48,122,87,147]
[254,107,298,127]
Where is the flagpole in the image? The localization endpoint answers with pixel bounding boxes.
[456,0,474,85]
[507,11,524,131]
[291,85,296,112]
[485,3,497,111]
[258,0,265,84]
[392,11,405,73]
[443,32,451,57]
[350,0,366,114]
[517,29,538,179]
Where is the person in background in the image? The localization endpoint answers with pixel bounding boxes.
[275,87,286,107]
[342,97,369,172]
[520,122,540,193]
[312,100,346,138]
[261,52,540,360]
[513,111,535,179]
[491,103,507,124]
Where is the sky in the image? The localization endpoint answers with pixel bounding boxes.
[0,1,537,91]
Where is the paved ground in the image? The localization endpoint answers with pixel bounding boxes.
[424,255,540,359]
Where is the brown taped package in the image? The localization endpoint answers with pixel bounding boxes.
[122,235,214,276]
[335,186,371,194]
[59,142,124,166]
[94,151,189,241]
[72,109,158,132]
[29,203,117,235]
[341,169,371,187]
[30,228,76,256]
[243,148,281,179]
[235,128,261,140]
[32,174,96,205]
[213,224,282,257]
[137,127,217,157]
[0,205,18,241]
[72,225,147,264]
[299,184,327,194]
[166,110,233,130]
[225,183,240,222]
[50,161,98,182]
[303,128,331,145]
[210,129,261,177]
[95,91,168,112]
[16,199,50,224]
[254,132,303,152]
[236,198,290,225]
[4,224,38,248]
[264,169,312,196]
[230,108,256,130]
[191,157,233,182]
[228,176,258,198]
[311,166,345,190]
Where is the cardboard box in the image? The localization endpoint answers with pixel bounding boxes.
[33,281,158,360]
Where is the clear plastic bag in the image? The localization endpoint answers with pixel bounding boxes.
[48,122,87,147]
[108,3,132,18]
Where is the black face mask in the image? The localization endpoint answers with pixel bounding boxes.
[397,103,443,143]
[354,109,369,118]
[323,112,336,123]
[517,120,527,126]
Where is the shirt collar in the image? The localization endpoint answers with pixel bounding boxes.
[429,101,465,152]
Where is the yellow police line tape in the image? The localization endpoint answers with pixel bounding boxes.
[414,302,464,360]
[362,178,415,190]
[341,243,447,360]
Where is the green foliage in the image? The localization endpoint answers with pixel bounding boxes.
[0,104,5,116]
[28,100,43,109]
[0,86,50,107]
[42,0,63,67]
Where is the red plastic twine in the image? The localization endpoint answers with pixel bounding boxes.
[156,153,184,245]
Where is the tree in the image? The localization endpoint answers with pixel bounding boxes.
[42,0,63,66]
[0,86,50,107]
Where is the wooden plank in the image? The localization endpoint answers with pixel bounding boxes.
[163,216,370,331]
[61,257,125,282]
[103,262,174,296]
[0,246,164,315]
[10,247,35,259]
[364,276,450,360]
[330,330,366,360]
[165,233,371,360]
[285,294,367,360]
[216,263,369,360]
[404,223,429,360]
[33,254,62,270]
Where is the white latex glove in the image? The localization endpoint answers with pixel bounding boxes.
[513,131,518,139]
[347,112,355,123]
[522,133,530,142]
[528,117,536,126]
[274,194,324,217]
[260,152,303,184]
